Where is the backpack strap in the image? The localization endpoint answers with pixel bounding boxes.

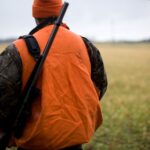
[82,37,108,100]
[18,35,41,106]
[19,35,40,61]
[19,17,58,60]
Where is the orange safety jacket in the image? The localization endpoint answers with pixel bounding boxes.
[13,24,102,150]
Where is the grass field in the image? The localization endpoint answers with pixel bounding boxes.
[83,42,150,150]
[0,42,150,150]
[0,43,8,53]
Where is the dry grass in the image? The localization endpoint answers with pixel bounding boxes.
[84,42,150,150]
[0,43,9,53]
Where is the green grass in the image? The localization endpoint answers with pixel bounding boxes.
[83,43,150,150]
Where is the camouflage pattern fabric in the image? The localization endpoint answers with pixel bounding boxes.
[0,44,22,130]
[82,37,108,99]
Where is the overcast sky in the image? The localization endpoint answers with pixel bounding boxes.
[0,0,150,41]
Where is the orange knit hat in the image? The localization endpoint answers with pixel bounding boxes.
[32,0,63,18]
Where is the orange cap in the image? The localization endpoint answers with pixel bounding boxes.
[32,0,63,18]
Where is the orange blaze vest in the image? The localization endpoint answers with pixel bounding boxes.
[13,24,102,150]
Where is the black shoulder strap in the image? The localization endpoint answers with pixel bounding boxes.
[19,35,40,61]
[19,18,57,61]
[82,36,108,100]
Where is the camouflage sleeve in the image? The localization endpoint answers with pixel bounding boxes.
[0,44,22,130]
[82,37,108,100]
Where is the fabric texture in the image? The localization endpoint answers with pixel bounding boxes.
[0,44,22,130]
[82,37,108,99]
[13,24,102,150]
[18,144,83,150]
[32,0,63,18]
[0,21,107,149]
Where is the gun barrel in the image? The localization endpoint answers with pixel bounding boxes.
[0,2,69,149]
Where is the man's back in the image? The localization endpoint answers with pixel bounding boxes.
[0,0,107,149]
[13,23,102,150]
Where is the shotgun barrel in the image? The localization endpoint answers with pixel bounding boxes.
[0,2,69,149]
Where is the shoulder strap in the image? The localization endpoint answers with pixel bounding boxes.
[82,37,108,100]
[19,35,40,61]
[19,18,57,61]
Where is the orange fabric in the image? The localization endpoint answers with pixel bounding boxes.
[13,25,102,150]
[32,0,63,18]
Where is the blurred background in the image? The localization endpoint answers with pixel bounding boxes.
[0,0,150,41]
[0,0,150,150]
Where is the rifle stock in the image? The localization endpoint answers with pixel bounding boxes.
[0,2,69,149]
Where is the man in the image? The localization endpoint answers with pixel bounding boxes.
[0,0,107,149]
